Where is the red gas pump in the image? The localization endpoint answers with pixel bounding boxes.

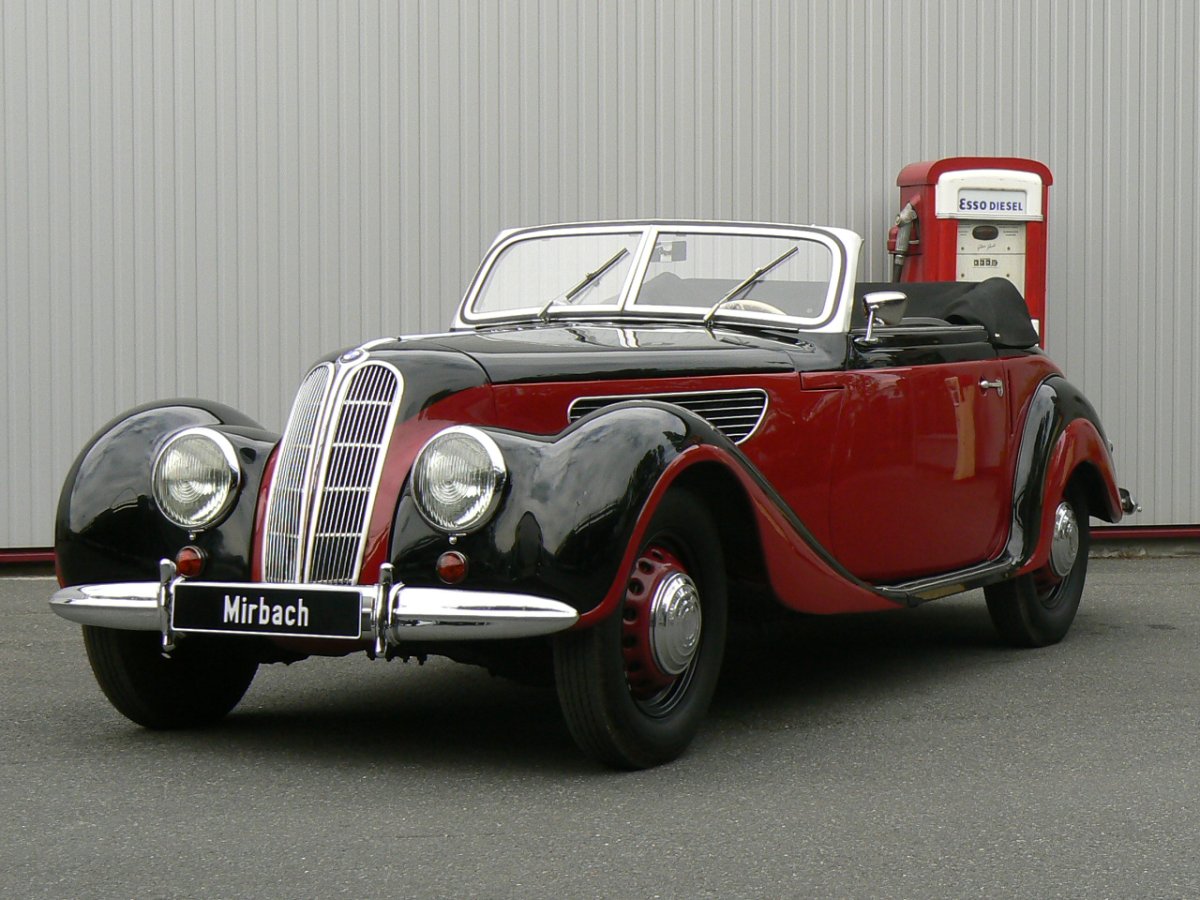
[888,157,1053,346]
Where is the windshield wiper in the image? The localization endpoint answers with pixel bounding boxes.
[702,244,799,326]
[538,248,630,322]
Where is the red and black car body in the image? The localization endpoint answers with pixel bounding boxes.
[51,221,1132,768]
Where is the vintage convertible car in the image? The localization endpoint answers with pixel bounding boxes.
[50,221,1135,768]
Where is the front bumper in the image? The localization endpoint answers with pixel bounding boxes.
[49,562,579,650]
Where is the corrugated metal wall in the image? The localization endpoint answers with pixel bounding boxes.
[1,0,1195,546]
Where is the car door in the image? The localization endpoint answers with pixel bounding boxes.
[811,324,1013,583]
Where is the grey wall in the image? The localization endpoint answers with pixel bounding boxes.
[1,0,1194,546]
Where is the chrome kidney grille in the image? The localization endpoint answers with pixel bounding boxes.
[262,365,333,582]
[262,357,403,584]
[567,389,768,444]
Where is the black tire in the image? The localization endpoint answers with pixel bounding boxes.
[985,485,1090,647]
[83,625,258,729]
[554,491,727,769]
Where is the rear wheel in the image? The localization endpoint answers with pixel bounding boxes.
[83,626,258,729]
[986,485,1090,647]
[554,491,727,769]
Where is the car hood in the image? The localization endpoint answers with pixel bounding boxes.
[364,323,845,384]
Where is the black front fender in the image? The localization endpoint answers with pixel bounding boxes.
[55,400,279,586]
[389,402,730,615]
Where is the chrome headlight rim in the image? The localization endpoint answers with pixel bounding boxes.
[411,425,507,534]
[151,426,242,532]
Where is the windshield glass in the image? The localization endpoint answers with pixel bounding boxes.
[635,232,834,321]
[474,232,642,315]
[465,225,842,327]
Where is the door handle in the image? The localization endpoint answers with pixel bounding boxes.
[979,378,1005,397]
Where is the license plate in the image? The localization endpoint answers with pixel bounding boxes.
[172,582,364,639]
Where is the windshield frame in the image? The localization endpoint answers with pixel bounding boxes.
[454,221,859,333]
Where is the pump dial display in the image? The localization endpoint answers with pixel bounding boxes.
[957,222,1026,294]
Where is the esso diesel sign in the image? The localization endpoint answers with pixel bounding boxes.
[956,190,1029,215]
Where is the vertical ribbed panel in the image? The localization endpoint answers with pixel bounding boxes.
[262,365,333,583]
[263,359,401,585]
[2,0,1197,543]
[306,363,401,584]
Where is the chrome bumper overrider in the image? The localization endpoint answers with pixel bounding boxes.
[49,561,579,650]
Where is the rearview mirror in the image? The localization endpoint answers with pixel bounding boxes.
[861,291,908,343]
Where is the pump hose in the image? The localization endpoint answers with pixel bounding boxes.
[892,202,918,282]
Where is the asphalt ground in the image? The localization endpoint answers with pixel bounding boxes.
[3,559,1198,899]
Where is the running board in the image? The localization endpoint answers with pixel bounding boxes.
[875,557,1017,606]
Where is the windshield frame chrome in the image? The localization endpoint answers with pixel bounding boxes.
[453,220,859,334]
[457,224,652,326]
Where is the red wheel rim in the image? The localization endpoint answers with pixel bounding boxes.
[620,544,703,711]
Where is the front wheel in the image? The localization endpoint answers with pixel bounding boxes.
[554,491,727,769]
[83,626,259,729]
[985,485,1090,647]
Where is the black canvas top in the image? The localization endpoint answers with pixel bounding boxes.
[852,278,1040,349]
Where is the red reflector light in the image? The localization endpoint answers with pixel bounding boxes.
[436,551,468,585]
[175,545,207,579]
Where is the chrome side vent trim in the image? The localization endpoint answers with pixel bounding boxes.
[261,357,403,585]
[567,389,769,444]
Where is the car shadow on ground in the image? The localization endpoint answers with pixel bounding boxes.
[713,592,1015,723]
[194,660,586,774]
[725,590,1006,678]
[105,591,1028,774]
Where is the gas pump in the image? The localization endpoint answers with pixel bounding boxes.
[888,157,1053,345]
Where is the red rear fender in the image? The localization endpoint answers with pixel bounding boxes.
[1018,417,1122,576]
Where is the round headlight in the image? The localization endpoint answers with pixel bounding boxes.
[412,426,507,533]
[152,427,241,531]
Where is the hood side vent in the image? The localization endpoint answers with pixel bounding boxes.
[567,389,768,444]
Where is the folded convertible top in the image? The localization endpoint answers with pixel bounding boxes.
[853,278,1040,349]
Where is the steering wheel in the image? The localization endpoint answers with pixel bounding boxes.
[723,298,786,316]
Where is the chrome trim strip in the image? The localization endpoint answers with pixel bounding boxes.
[878,558,1014,603]
[567,388,769,444]
[357,337,396,352]
[456,223,650,326]
[386,587,580,641]
[298,358,364,580]
[303,359,404,584]
[262,363,335,582]
[455,221,861,334]
[158,559,178,652]
[49,581,580,643]
[616,228,658,315]
[49,582,162,630]
[630,225,845,329]
[263,356,404,586]
[374,563,394,657]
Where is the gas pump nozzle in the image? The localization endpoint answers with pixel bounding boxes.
[889,202,919,281]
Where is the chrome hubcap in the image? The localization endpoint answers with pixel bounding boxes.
[1049,501,1079,577]
[621,546,703,703]
[649,572,702,676]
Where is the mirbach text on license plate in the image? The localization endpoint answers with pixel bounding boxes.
[172,583,363,639]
